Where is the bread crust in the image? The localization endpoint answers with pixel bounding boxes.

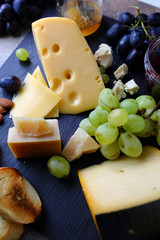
[0,216,23,240]
[0,167,42,224]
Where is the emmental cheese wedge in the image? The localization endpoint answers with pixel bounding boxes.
[32,17,105,114]
[61,128,99,161]
[78,146,160,240]
[10,73,61,118]
[8,119,61,158]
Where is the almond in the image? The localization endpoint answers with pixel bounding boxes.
[0,114,3,123]
[0,106,6,114]
[0,98,14,109]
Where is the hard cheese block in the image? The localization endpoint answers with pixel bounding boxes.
[10,73,61,118]
[8,119,61,158]
[32,17,105,114]
[61,127,100,162]
[78,146,160,240]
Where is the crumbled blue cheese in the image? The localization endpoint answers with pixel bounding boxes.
[112,80,126,100]
[114,63,128,80]
[124,79,139,95]
[94,43,113,69]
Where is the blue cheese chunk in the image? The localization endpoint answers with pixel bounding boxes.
[94,43,113,69]
[124,79,139,95]
[114,63,128,80]
[112,80,126,100]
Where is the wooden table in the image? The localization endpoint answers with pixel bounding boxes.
[0,0,159,68]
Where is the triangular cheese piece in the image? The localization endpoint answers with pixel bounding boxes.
[32,17,105,114]
[61,127,100,161]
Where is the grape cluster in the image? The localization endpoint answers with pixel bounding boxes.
[79,88,160,160]
[106,7,160,67]
[0,0,54,36]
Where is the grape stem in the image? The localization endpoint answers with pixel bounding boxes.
[144,101,160,119]
[131,6,155,41]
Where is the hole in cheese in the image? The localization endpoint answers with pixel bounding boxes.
[41,25,44,30]
[42,48,48,57]
[68,91,80,105]
[51,78,62,92]
[95,76,102,84]
[64,69,73,80]
[52,44,60,53]
[85,48,90,52]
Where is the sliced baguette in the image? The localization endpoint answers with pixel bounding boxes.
[0,216,23,240]
[0,167,42,224]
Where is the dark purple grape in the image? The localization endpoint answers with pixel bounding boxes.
[143,38,149,52]
[125,48,143,66]
[117,34,132,57]
[130,30,144,48]
[0,76,21,92]
[147,12,160,27]
[136,13,148,25]
[4,0,13,4]
[149,27,160,37]
[0,0,4,4]
[119,11,135,26]
[12,0,27,16]
[6,18,19,35]
[20,4,41,25]
[0,3,13,21]
[106,22,127,43]
[0,17,6,34]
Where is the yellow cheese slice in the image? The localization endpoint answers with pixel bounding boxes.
[10,73,61,118]
[8,119,61,158]
[61,127,100,161]
[12,117,53,136]
[32,17,105,114]
[32,66,59,118]
[32,65,48,86]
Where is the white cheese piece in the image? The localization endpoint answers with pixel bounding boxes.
[112,80,126,100]
[114,63,128,80]
[124,79,139,95]
[94,43,113,69]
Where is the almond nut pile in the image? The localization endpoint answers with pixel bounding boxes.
[0,98,14,123]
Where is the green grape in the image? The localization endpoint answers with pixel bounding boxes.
[95,122,119,145]
[16,48,29,61]
[122,114,145,133]
[120,99,139,114]
[102,74,110,84]
[136,95,156,110]
[98,88,120,110]
[118,132,142,157]
[108,108,128,126]
[100,139,120,160]
[143,108,157,121]
[136,119,154,138]
[156,109,160,124]
[99,66,105,74]
[47,156,70,178]
[157,128,160,146]
[79,118,97,136]
[89,107,109,127]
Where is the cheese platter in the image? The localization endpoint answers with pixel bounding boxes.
[0,4,160,240]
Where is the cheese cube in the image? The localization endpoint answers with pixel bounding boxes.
[32,17,105,114]
[61,128,99,161]
[7,119,61,158]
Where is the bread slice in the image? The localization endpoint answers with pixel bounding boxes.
[0,167,42,224]
[0,216,23,240]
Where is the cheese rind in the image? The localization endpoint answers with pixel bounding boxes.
[61,127,99,161]
[7,119,61,158]
[32,17,105,114]
[10,73,61,118]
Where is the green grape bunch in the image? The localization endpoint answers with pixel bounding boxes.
[79,88,160,160]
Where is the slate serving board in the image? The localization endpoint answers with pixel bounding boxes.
[0,5,159,240]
